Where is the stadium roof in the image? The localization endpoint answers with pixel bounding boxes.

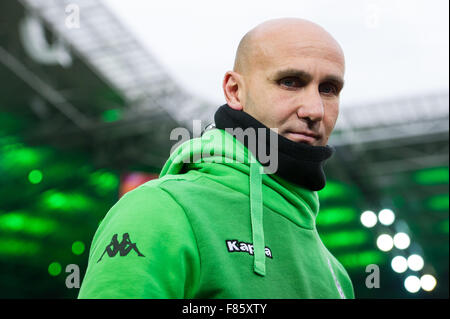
[19,0,215,126]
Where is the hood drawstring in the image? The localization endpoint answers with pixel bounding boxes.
[250,161,266,276]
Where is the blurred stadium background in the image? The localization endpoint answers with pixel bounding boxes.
[0,0,448,298]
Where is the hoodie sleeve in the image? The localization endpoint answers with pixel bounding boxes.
[78,183,201,299]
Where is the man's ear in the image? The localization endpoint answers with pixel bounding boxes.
[222,71,244,110]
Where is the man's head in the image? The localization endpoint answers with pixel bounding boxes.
[223,18,345,146]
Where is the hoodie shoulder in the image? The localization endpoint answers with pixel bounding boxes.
[79,180,201,298]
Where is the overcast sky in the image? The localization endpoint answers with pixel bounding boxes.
[102,0,449,108]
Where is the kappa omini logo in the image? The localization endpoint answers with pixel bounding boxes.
[225,239,273,258]
[97,233,145,263]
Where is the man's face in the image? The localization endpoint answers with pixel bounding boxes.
[239,26,345,146]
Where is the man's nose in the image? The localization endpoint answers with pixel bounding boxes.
[297,86,324,122]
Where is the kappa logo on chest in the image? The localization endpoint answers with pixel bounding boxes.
[225,239,273,258]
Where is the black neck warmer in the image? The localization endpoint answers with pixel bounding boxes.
[213,104,334,191]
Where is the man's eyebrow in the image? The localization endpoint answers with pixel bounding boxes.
[271,68,344,89]
[271,68,312,81]
[323,74,345,89]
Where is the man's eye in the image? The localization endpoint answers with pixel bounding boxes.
[319,83,338,95]
[279,77,303,88]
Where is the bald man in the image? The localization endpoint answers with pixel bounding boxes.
[79,18,355,299]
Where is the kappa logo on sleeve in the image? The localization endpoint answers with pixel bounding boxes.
[225,239,273,258]
[97,233,145,263]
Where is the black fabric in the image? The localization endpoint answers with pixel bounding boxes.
[213,104,334,191]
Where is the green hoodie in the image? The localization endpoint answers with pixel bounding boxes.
[78,127,355,299]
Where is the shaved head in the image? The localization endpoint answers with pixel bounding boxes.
[233,18,345,76]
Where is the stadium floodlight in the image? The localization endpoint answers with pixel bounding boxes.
[391,256,408,273]
[420,274,437,292]
[28,169,43,184]
[360,210,377,228]
[393,232,411,250]
[378,209,395,226]
[376,234,394,252]
[407,254,424,271]
[404,275,421,293]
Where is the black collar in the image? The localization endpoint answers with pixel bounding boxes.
[213,104,334,191]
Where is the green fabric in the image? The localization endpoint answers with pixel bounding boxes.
[250,160,265,276]
[78,128,355,299]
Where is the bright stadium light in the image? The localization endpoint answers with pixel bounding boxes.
[404,275,421,293]
[28,169,43,184]
[391,256,408,273]
[407,254,424,271]
[393,232,411,250]
[376,234,394,252]
[378,209,395,226]
[420,274,437,292]
[360,210,377,228]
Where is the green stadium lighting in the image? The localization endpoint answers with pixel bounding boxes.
[0,212,57,236]
[40,190,97,212]
[426,194,449,211]
[28,169,43,184]
[336,250,385,269]
[41,191,67,210]
[318,181,353,201]
[90,171,119,195]
[316,206,357,226]
[0,238,40,256]
[101,109,122,123]
[438,220,449,234]
[0,213,24,231]
[320,230,370,249]
[48,262,62,276]
[413,166,449,185]
[72,241,85,255]
[0,145,43,170]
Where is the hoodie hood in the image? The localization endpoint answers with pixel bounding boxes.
[160,106,334,276]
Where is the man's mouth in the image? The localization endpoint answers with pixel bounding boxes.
[284,131,320,145]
